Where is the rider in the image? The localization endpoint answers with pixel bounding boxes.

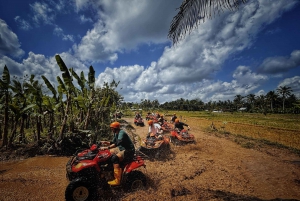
[135,112,141,119]
[101,121,135,186]
[171,113,177,123]
[174,119,190,132]
[157,115,165,125]
[147,120,163,139]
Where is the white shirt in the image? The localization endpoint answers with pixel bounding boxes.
[148,123,161,135]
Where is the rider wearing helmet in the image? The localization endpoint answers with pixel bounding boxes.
[157,114,165,125]
[171,113,177,123]
[174,118,190,131]
[135,111,141,119]
[147,120,163,138]
[101,121,135,186]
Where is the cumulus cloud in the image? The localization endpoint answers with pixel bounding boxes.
[96,64,144,91]
[0,19,24,58]
[157,0,297,84]
[258,50,300,74]
[73,0,182,62]
[91,0,298,103]
[233,66,268,85]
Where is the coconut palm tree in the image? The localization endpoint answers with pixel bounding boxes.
[246,94,255,111]
[266,90,277,113]
[277,86,292,112]
[233,94,244,111]
[168,0,248,44]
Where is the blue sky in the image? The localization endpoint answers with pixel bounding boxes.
[0,0,300,103]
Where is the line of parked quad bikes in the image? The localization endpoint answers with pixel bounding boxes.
[65,112,195,201]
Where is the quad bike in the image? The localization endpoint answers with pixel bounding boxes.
[170,129,195,145]
[134,117,145,126]
[139,134,171,159]
[145,113,157,122]
[145,113,152,120]
[65,144,147,201]
[160,121,173,132]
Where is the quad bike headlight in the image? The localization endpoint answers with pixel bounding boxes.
[75,163,83,169]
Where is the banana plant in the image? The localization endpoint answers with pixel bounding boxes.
[41,75,60,138]
[0,65,11,148]
[9,76,29,143]
[24,75,44,141]
[7,102,35,147]
[55,55,77,139]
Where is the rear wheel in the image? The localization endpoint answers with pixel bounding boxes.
[123,170,146,192]
[65,179,96,201]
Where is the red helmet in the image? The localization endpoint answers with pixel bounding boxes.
[148,120,153,125]
[175,119,179,123]
[110,122,120,129]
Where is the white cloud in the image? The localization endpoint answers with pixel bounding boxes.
[30,2,55,25]
[156,0,297,85]
[0,19,25,58]
[53,26,75,42]
[79,15,93,24]
[92,0,298,103]
[233,66,268,85]
[14,16,32,30]
[73,0,91,12]
[258,50,300,74]
[74,0,182,62]
[96,64,145,92]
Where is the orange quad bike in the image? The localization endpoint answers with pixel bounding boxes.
[65,144,147,201]
[170,129,195,145]
[134,117,145,126]
[139,134,171,159]
[160,121,173,132]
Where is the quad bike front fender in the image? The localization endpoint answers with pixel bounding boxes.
[123,158,146,174]
[71,160,99,173]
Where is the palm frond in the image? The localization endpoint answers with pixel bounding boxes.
[168,0,247,45]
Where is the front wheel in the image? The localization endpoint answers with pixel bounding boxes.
[65,179,96,201]
[123,170,147,192]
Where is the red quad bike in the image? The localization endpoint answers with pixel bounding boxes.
[160,121,173,132]
[65,144,147,201]
[134,117,145,127]
[170,129,195,145]
[139,135,171,159]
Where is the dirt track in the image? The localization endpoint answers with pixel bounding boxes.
[1,117,300,201]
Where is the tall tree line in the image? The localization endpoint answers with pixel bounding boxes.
[126,89,299,114]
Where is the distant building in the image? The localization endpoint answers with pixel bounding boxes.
[238,107,247,111]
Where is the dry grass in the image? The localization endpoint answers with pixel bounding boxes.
[164,111,300,150]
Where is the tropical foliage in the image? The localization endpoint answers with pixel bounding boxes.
[125,90,299,114]
[168,0,248,44]
[0,55,123,149]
